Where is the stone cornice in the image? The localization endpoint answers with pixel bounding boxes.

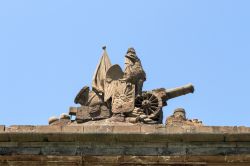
[1,125,250,142]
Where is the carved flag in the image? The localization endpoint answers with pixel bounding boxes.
[92,47,112,94]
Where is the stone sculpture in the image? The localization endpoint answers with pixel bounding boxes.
[49,46,196,125]
[166,108,203,126]
[123,47,146,96]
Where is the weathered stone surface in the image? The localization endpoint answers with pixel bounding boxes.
[8,133,45,142]
[0,125,250,165]
[113,125,141,133]
[0,147,41,155]
[182,134,225,142]
[225,133,250,142]
[166,108,202,127]
[238,126,250,133]
[41,146,77,156]
[6,125,35,132]
[140,124,164,133]
[62,126,83,133]
[0,125,5,132]
[35,125,61,133]
[212,126,238,133]
[0,133,9,141]
[194,126,214,133]
[1,155,250,165]
[0,155,82,166]
[83,125,114,133]
[3,125,250,134]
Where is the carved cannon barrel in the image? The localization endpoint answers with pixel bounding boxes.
[165,83,194,100]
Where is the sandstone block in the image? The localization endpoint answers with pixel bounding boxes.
[6,125,35,132]
[9,133,45,142]
[83,125,114,133]
[195,126,214,133]
[164,126,185,134]
[237,126,250,133]
[35,126,61,133]
[140,125,157,133]
[182,133,224,142]
[187,147,238,155]
[41,146,77,155]
[212,126,238,133]
[113,125,140,133]
[0,125,5,132]
[225,133,250,142]
[62,126,83,133]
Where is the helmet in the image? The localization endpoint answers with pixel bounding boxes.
[125,47,138,60]
[127,47,136,54]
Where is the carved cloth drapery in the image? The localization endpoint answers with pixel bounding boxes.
[92,49,112,93]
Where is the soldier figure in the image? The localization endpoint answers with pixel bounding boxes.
[123,47,146,96]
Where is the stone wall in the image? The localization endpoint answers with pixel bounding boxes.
[1,124,250,165]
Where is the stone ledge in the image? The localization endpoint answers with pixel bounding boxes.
[0,125,250,164]
[1,125,250,143]
[1,155,250,165]
[0,141,250,156]
[0,124,250,142]
[1,125,250,134]
[0,133,250,143]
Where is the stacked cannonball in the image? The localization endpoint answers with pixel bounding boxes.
[48,113,71,126]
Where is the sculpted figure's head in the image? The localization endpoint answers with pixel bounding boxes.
[125,47,138,61]
[173,108,186,120]
[127,47,136,54]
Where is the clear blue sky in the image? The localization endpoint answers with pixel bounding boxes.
[0,1,249,126]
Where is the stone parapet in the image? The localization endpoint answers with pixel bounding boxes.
[2,124,250,134]
[1,125,250,165]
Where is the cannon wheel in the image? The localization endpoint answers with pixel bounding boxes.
[135,92,163,118]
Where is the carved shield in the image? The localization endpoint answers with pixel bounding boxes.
[104,64,124,102]
[111,81,135,114]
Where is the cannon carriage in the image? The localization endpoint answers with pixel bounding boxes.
[133,84,194,123]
